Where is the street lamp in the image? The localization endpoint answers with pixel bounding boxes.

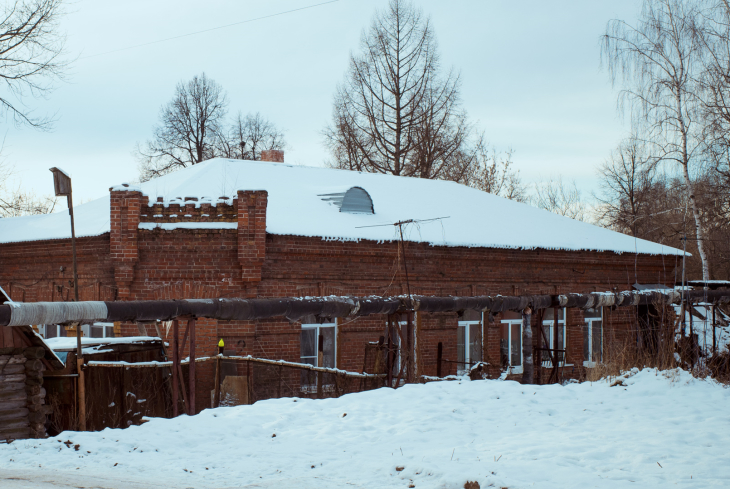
[49,167,85,430]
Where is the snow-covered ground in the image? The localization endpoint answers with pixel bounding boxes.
[1,369,728,488]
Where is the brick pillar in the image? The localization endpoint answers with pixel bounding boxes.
[110,189,143,300]
[237,190,268,298]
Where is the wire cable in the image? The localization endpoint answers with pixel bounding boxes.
[79,0,341,60]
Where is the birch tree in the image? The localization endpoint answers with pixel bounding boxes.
[602,0,711,281]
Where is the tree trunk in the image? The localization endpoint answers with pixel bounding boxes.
[680,162,710,282]
[521,307,533,384]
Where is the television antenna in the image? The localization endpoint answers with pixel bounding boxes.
[355,217,450,300]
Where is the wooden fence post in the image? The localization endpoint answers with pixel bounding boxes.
[437,342,443,378]
[188,318,196,415]
[172,319,179,417]
[317,334,324,398]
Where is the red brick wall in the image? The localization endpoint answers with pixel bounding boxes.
[0,188,678,411]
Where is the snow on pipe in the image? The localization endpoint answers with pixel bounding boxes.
[4,301,108,327]
[1,290,729,326]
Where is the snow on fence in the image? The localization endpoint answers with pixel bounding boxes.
[85,354,387,417]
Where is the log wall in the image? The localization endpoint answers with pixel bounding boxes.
[0,346,51,441]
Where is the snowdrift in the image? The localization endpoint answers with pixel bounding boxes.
[1,368,728,488]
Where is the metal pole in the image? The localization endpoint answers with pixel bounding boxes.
[188,318,196,415]
[398,223,412,300]
[67,190,86,431]
[172,319,179,417]
[712,305,717,355]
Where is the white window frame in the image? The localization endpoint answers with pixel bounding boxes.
[542,308,567,367]
[81,322,115,339]
[583,308,603,367]
[457,318,483,375]
[300,322,337,369]
[300,322,337,394]
[500,318,523,374]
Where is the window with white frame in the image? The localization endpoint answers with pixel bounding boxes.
[500,311,523,373]
[300,319,336,389]
[457,310,483,374]
[38,324,66,339]
[541,308,566,366]
[82,322,115,338]
[583,308,603,367]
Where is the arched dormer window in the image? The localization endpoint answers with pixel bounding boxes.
[319,186,374,214]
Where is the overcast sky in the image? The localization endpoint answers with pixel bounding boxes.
[1,0,642,207]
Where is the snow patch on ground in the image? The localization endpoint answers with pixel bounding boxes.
[1,368,728,488]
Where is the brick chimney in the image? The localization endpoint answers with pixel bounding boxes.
[260,150,284,163]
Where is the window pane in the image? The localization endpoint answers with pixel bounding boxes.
[558,325,564,350]
[301,328,316,358]
[469,324,482,363]
[90,326,104,338]
[510,323,521,367]
[592,321,602,363]
[457,325,466,371]
[321,326,336,368]
[105,326,115,338]
[583,324,590,362]
[45,325,57,339]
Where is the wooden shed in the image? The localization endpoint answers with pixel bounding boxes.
[0,286,65,441]
[43,336,171,434]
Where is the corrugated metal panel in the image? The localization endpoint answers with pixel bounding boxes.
[319,186,374,214]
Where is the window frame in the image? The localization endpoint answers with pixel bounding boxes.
[583,308,603,368]
[300,322,337,369]
[541,308,568,367]
[500,317,524,374]
[457,317,483,375]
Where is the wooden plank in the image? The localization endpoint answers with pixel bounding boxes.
[0,374,25,383]
[0,418,30,430]
[0,390,26,402]
[0,427,31,441]
[0,408,29,422]
[0,355,27,365]
[0,399,29,411]
[0,382,25,393]
[2,326,14,348]
[12,328,32,348]
[0,364,26,375]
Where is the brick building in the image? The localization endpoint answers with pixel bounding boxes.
[0,154,683,411]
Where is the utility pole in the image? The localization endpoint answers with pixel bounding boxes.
[50,167,85,431]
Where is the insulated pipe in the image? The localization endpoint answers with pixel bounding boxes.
[1,290,730,327]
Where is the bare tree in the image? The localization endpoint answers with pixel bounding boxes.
[137,73,228,181]
[216,111,286,160]
[0,159,55,217]
[533,176,587,221]
[602,0,711,281]
[324,0,461,178]
[0,0,66,128]
[595,137,660,236]
[465,142,527,202]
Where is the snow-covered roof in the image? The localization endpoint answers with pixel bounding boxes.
[0,158,684,255]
